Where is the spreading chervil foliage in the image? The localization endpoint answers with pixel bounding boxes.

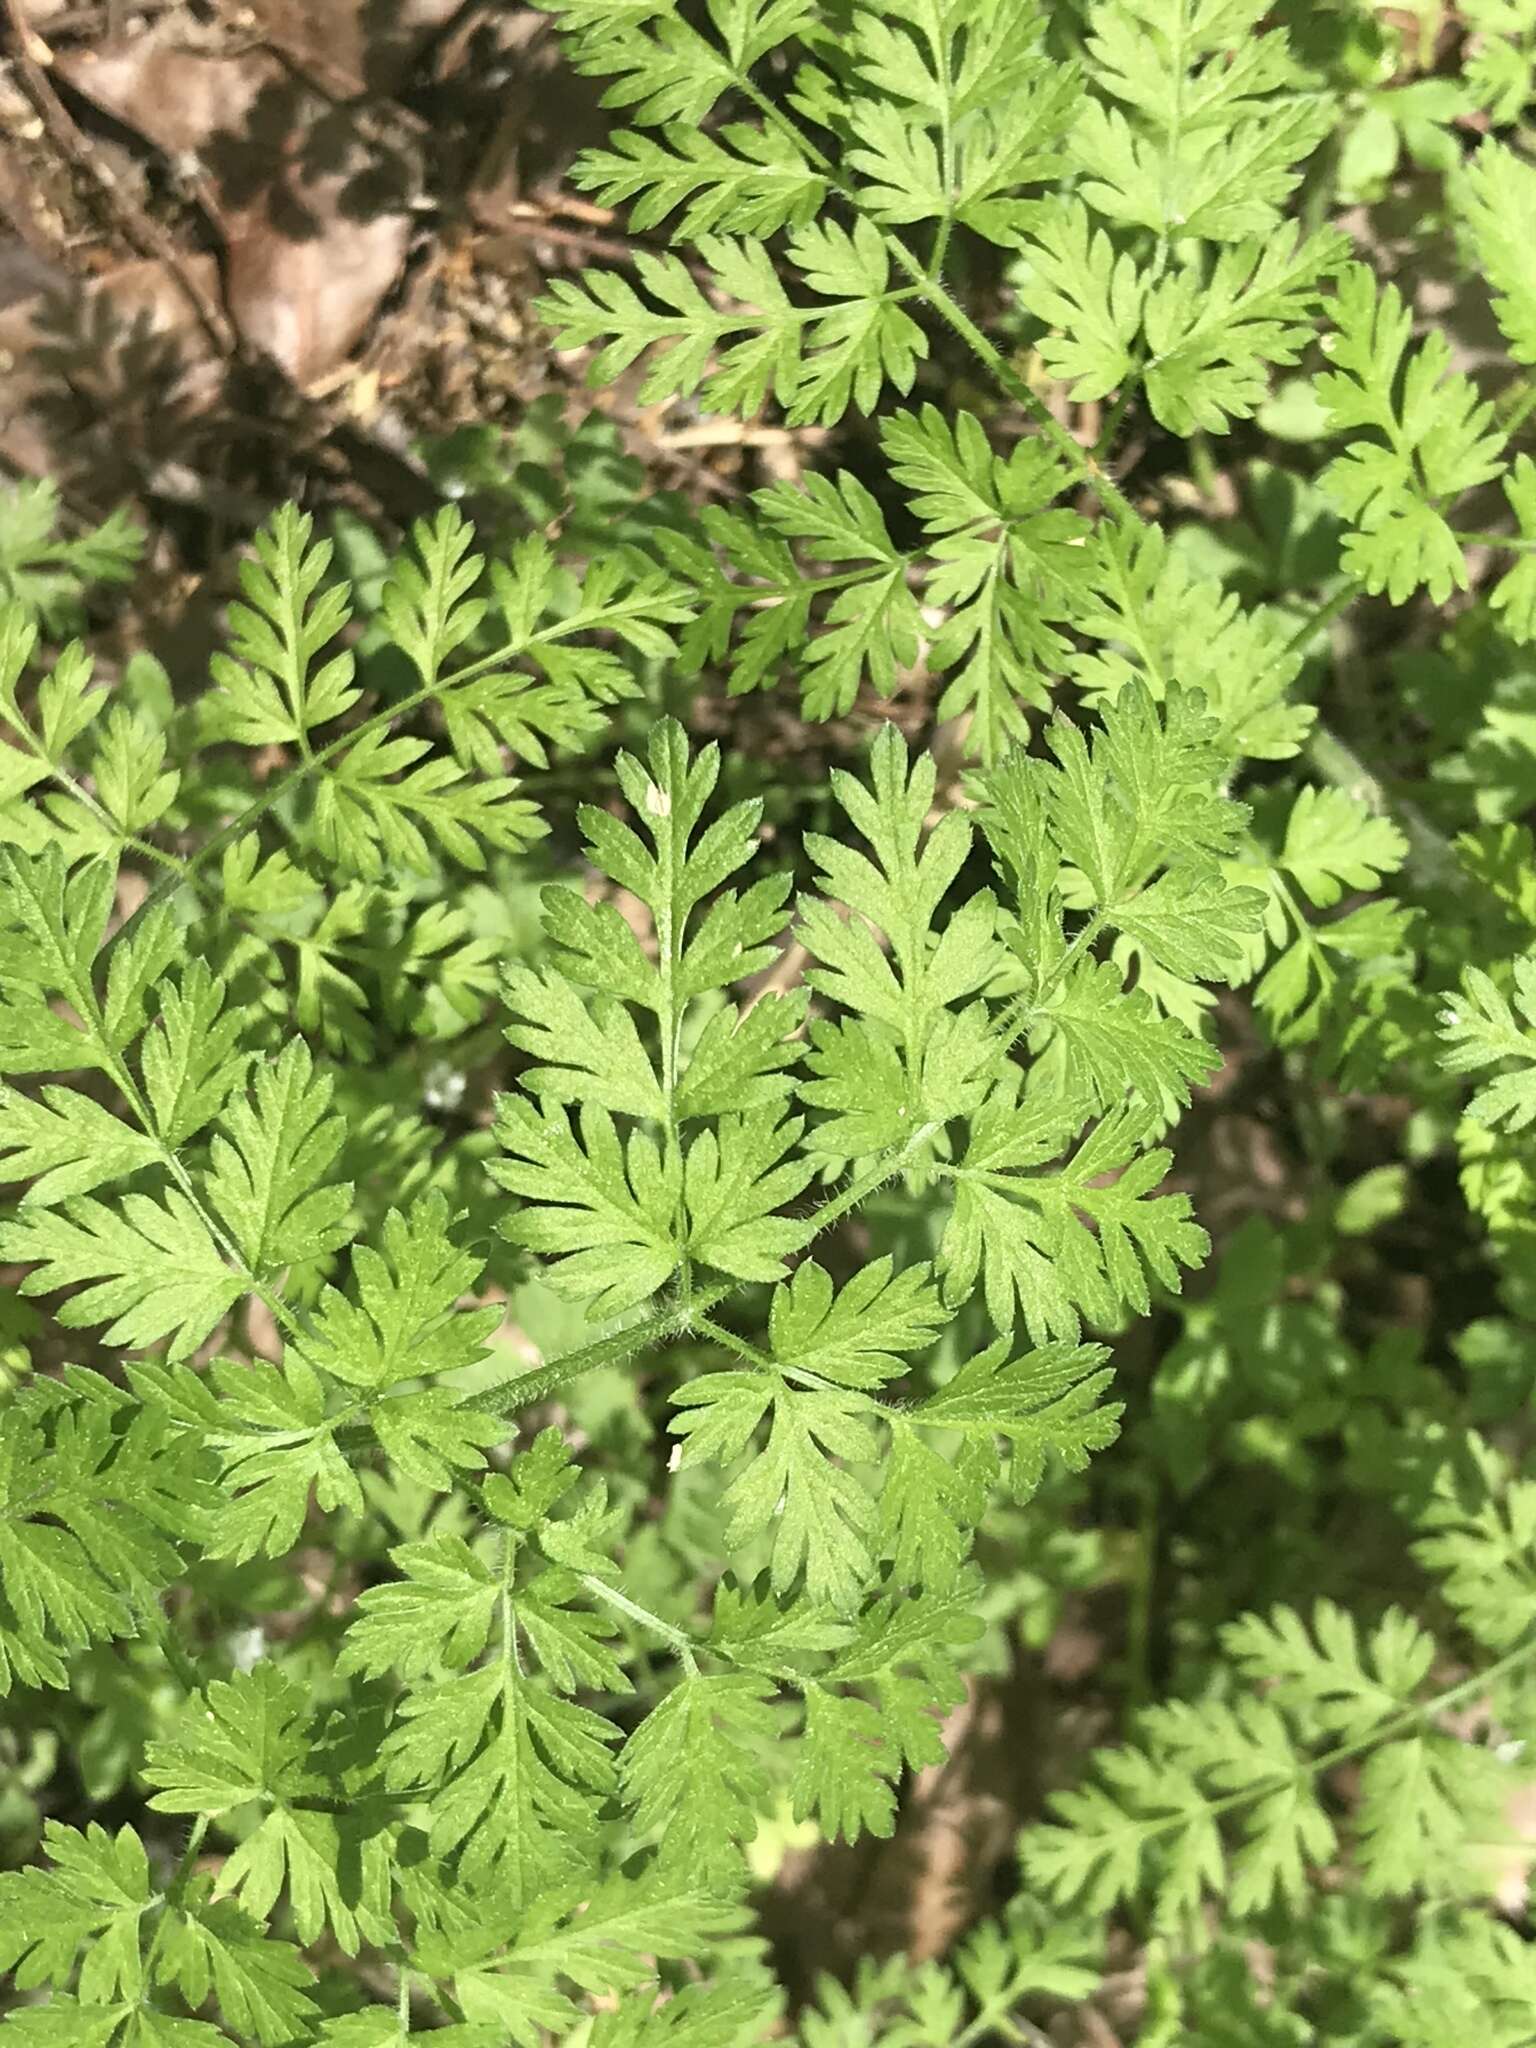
[6,1,1536,2042]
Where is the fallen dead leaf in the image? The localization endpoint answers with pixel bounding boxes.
[57,26,416,386]
[248,0,462,98]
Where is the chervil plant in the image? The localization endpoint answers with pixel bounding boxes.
[6,0,1536,2042]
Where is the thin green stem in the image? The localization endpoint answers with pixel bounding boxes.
[1091,382,1137,465]
[1502,379,1536,439]
[425,1284,736,1420]
[143,1598,204,1695]
[581,1571,699,1675]
[1124,1632,1536,1853]
[1125,1474,1158,1721]
[141,1814,209,1985]
[0,713,184,877]
[1451,527,1536,553]
[785,1116,943,1252]
[1269,579,1360,674]
[694,1311,773,1373]
[930,1,956,283]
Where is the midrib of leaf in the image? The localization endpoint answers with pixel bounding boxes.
[1159,0,1191,250]
[274,515,316,764]
[925,0,958,281]
[651,766,690,1302]
[496,1526,535,1909]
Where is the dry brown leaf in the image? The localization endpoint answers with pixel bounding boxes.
[57,28,414,385]
[57,37,271,161]
[248,0,462,97]
[224,198,408,388]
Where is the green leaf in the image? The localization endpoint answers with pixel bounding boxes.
[1016,202,1144,402]
[377,505,487,690]
[0,1083,159,1205]
[130,1353,362,1562]
[750,473,919,720]
[139,965,247,1150]
[916,1337,1121,1498]
[0,482,140,634]
[493,1097,682,1317]
[1223,1600,1434,1741]
[1278,786,1407,909]
[311,727,542,879]
[768,1256,946,1390]
[785,217,926,424]
[205,1040,352,1274]
[671,1368,877,1609]
[847,0,1077,242]
[1440,955,1536,1131]
[305,1195,498,1391]
[1318,264,1506,604]
[800,724,1006,1141]
[1111,864,1264,981]
[497,718,810,1314]
[1490,454,1536,646]
[1072,0,1332,246]
[0,1821,151,2002]
[1042,957,1219,1116]
[154,1892,318,2047]
[339,1535,501,1682]
[1459,139,1536,368]
[939,1089,1207,1340]
[89,707,179,837]
[0,1375,207,1693]
[683,1109,812,1283]
[620,1671,776,1868]
[1357,1736,1500,1898]
[881,404,1093,758]
[1141,228,1347,435]
[144,1666,391,1953]
[573,122,827,239]
[791,1686,896,1839]
[204,506,359,746]
[0,1190,243,1360]
[539,220,925,426]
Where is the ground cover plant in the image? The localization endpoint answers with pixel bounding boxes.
[5,0,1536,2041]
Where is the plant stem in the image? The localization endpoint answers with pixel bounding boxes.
[1451,528,1536,553]
[1503,380,1536,439]
[1123,1631,1536,1852]
[444,1284,735,1417]
[141,1815,209,1984]
[581,1572,700,1675]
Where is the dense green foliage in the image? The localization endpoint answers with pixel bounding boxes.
[6,0,1536,2041]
